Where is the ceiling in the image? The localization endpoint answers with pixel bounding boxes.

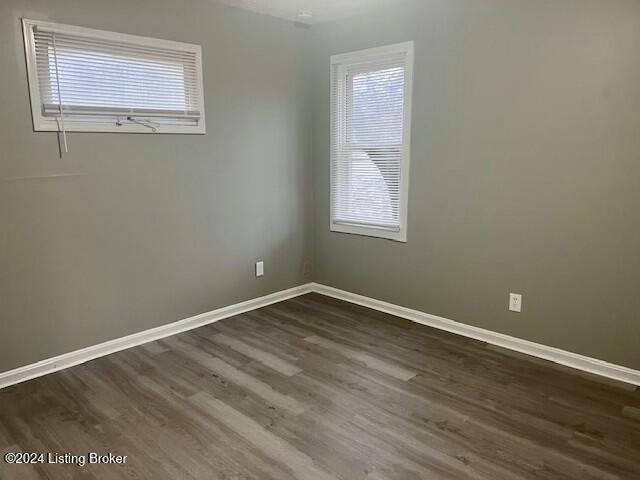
[214,0,410,25]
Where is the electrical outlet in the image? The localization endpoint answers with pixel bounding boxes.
[255,261,264,277]
[509,293,522,313]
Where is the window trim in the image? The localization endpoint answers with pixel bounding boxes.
[21,18,206,135]
[329,41,414,242]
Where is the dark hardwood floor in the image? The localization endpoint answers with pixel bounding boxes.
[1,293,639,479]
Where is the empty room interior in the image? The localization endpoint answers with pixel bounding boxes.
[1,0,639,478]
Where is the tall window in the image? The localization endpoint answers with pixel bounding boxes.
[330,42,414,242]
[22,19,205,134]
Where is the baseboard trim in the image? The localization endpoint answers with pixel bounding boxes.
[310,283,640,387]
[0,284,313,390]
[3,282,638,389]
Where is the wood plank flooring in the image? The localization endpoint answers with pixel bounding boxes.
[1,293,639,479]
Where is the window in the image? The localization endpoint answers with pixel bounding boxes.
[330,42,413,242]
[22,19,205,134]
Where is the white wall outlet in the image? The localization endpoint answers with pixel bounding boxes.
[255,261,264,277]
[509,293,522,313]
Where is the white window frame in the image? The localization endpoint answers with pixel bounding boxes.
[22,18,206,135]
[330,41,414,242]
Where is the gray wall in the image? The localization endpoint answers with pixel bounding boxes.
[0,0,313,372]
[311,0,640,370]
[2,0,639,375]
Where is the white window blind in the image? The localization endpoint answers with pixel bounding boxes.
[330,42,413,242]
[22,19,206,135]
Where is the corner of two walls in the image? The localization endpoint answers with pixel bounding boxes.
[308,0,640,371]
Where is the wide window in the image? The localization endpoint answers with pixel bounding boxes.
[330,42,413,242]
[22,19,206,135]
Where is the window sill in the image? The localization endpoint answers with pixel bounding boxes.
[33,119,206,135]
[330,222,407,242]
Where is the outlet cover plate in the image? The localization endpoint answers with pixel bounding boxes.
[509,293,522,313]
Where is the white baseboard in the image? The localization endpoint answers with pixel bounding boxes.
[2,281,638,389]
[0,284,313,390]
[310,283,640,387]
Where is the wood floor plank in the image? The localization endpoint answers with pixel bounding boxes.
[189,392,338,480]
[622,406,640,421]
[304,335,418,381]
[211,333,303,376]
[169,336,307,415]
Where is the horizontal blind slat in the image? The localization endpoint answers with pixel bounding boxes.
[34,32,198,62]
[38,79,200,98]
